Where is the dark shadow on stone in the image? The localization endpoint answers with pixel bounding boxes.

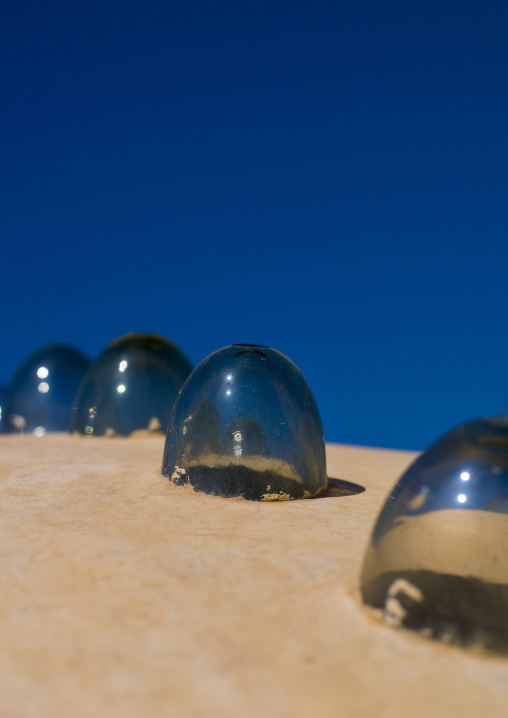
[318,477,366,498]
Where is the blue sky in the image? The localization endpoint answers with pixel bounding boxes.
[2,0,508,450]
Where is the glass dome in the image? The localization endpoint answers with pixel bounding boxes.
[162,344,328,500]
[71,333,193,437]
[0,385,7,433]
[361,417,508,654]
[3,345,91,435]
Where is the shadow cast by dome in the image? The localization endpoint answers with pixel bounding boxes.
[318,477,366,498]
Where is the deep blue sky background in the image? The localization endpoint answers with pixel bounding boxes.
[2,0,508,450]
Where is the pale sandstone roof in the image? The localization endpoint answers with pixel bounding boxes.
[1,434,507,718]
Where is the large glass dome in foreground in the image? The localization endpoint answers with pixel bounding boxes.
[361,417,508,654]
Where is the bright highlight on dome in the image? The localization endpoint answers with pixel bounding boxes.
[72,333,193,437]
[3,345,91,434]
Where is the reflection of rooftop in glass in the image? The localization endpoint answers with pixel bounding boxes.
[162,344,327,501]
[361,416,508,655]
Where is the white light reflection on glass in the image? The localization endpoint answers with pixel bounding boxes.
[37,366,49,379]
[457,493,467,504]
[460,471,470,482]
[119,361,127,372]
[226,374,232,381]
[33,426,46,437]
[233,431,243,457]
[117,384,126,393]
[226,390,231,396]
[38,382,49,393]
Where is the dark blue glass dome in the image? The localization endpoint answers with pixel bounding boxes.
[361,417,508,654]
[162,344,328,500]
[71,333,193,437]
[0,385,7,433]
[3,345,91,435]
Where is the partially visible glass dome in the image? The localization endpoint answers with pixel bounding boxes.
[72,333,193,437]
[3,345,91,435]
[361,417,508,654]
[0,385,8,433]
[162,344,328,501]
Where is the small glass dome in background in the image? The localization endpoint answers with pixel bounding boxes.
[71,333,193,437]
[162,344,328,501]
[3,345,91,435]
[0,385,7,433]
[361,417,508,654]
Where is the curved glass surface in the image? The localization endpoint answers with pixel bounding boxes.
[162,344,328,500]
[0,385,7,433]
[3,345,91,435]
[72,333,193,437]
[361,417,508,653]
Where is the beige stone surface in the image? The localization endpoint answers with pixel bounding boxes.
[1,434,508,717]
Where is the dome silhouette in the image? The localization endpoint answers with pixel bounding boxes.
[0,385,7,433]
[361,417,508,654]
[4,345,91,434]
[72,333,192,437]
[162,344,328,500]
